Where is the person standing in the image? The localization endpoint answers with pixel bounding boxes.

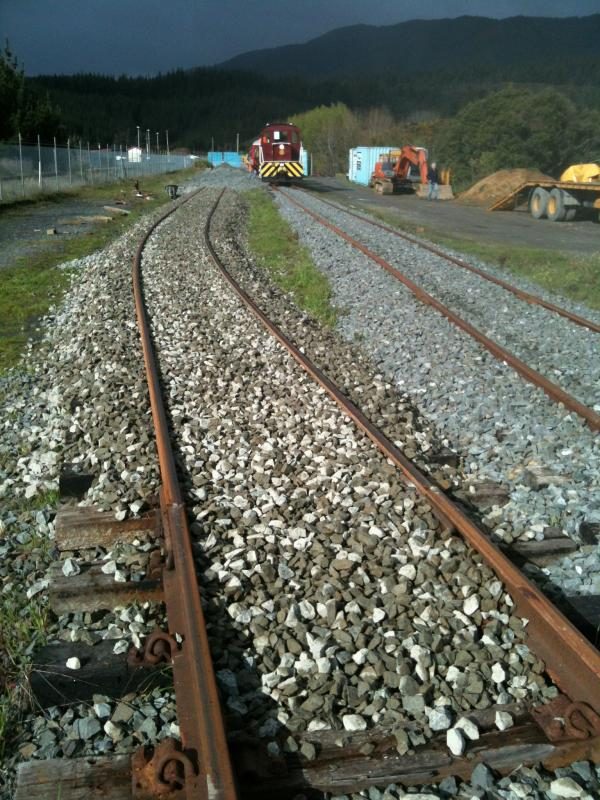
[427,161,439,201]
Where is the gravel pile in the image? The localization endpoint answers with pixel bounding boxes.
[185,163,260,192]
[273,189,600,595]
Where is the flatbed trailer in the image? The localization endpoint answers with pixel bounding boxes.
[490,179,600,221]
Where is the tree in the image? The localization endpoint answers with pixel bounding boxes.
[291,103,359,175]
[0,42,23,140]
[435,86,600,188]
[0,42,60,142]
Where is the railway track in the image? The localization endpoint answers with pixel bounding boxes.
[277,187,600,432]
[297,190,600,336]
[11,183,600,799]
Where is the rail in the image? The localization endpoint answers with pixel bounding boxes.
[295,188,600,334]
[132,189,238,800]
[278,188,600,432]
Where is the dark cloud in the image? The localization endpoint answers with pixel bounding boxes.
[2,0,600,75]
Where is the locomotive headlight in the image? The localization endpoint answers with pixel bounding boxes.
[279,145,285,152]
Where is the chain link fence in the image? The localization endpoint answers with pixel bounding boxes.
[0,136,195,202]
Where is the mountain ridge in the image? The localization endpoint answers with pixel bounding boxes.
[218,14,600,77]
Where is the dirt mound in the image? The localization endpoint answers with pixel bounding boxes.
[458,168,553,206]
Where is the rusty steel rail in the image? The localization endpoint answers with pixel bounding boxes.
[205,190,600,739]
[296,188,600,335]
[132,190,238,800]
[279,188,600,433]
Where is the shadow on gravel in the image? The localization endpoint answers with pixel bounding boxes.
[299,179,347,194]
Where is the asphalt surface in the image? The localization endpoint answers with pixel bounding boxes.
[304,177,600,256]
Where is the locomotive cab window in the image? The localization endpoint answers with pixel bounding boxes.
[273,131,288,142]
[291,132,298,143]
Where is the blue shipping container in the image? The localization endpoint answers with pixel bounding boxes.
[301,150,309,176]
[348,146,399,186]
[208,151,243,168]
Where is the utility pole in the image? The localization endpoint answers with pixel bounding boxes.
[236,132,239,153]
[137,125,140,150]
[146,129,150,156]
[156,131,159,154]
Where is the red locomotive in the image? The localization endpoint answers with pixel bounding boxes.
[246,122,304,182]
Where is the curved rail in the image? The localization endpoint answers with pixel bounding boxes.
[278,188,600,433]
[297,188,600,334]
[133,191,238,800]
[205,188,600,719]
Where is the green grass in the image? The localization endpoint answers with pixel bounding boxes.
[0,591,49,760]
[0,490,64,763]
[246,190,337,326]
[0,167,198,372]
[0,545,50,760]
[364,207,600,311]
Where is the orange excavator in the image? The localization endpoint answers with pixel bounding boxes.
[370,146,429,194]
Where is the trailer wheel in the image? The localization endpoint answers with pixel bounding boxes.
[547,188,567,222]
[529,187,549,219]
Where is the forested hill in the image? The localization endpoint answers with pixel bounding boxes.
[21,13,600,151]
[220,14,600,77]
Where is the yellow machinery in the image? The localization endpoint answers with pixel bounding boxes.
[491,163,600,221]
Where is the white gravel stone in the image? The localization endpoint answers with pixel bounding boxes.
[342,714,367,732]
[550,777,585,797]
[495,710,514,731]
[428,706,453,731]
[93,702,111,719]
[446,727,466,755]
[463,594,480,616]
[62,558,80,577]
[455,717,479,740]
[66,657,81,670]
[372,607,386,623]
[103,720,123,741]
[398,564,417,580]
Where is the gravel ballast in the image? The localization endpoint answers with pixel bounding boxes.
[1,167,599,799]
[273,188,600,598]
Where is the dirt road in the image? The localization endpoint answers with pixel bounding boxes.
[305,178,600,256]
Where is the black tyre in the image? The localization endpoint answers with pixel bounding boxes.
[547,188,567,222]
[529,187,549,219]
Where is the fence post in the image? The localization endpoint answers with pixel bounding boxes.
[88,142,92,183]
[67,138,72,185]
[37,134,42,189]
[18,132,25,196]
[79,140,84,182]
[53,136,59,190]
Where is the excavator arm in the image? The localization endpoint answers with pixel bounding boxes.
[370,145,429,194]
[394,146,428,184]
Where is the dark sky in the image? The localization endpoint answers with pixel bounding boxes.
[2,0,600,76]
